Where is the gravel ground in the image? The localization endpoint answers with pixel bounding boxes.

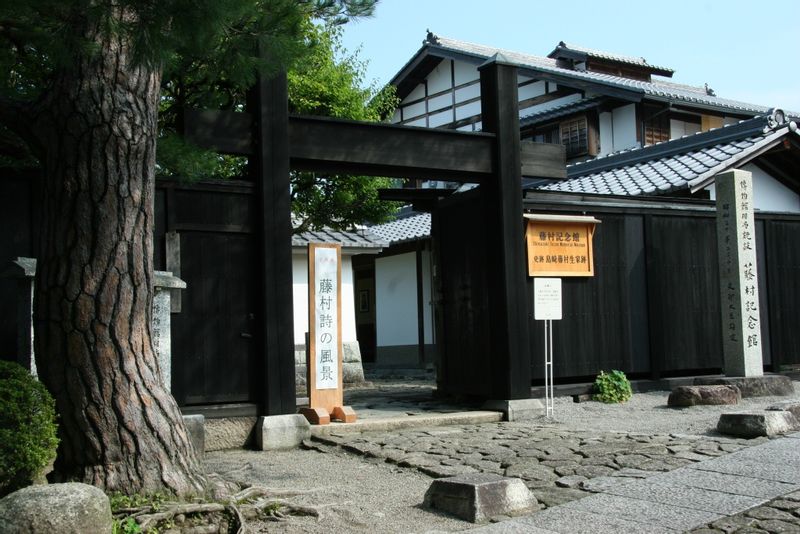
[545,382,798,435]
[204,381,799,533]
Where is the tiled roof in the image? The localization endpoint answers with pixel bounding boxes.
[423,36,768,115]
[540,115,796,196]
[369,212,431,245]
[549,41,674,74]
[292,225,386,250]
[519,96,606,127]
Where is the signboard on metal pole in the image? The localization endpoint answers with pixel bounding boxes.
[525,214,600,277]
[534,278,561,418]
[300,243,356,425]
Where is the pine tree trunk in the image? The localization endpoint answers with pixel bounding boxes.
[32,12,206,496]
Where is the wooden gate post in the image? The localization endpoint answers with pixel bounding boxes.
[250,69,296,415]
[479,55,532,400]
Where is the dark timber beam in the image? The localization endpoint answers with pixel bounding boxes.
[183,110,566,181]
[249,71,296,416]
[479,54,532,400]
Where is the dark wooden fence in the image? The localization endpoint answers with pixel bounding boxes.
[5,171,800,404]
[435,190,800,393]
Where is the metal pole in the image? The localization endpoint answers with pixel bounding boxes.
[544,319,554,419]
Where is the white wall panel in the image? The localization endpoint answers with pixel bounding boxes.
[427,61,452,94]
[455,100,482,120]
[599,112,613,156]
[454,60,479,85]
[517,81,546,101]
[455,84,480,104]
[402,101,426,120]
[428,110,452,127]
[428,93,452,113]
[376,253,418,346]
[612,104,638,151]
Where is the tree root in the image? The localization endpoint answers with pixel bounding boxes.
[115,485,329,532]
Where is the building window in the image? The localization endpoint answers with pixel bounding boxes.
[644,113,670,145]
[560,117,588,157]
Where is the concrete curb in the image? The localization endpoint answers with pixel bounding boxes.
[309,410,504,437]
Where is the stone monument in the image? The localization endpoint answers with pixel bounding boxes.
[715,169,763,377]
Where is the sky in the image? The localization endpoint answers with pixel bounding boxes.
[340,0,800,113]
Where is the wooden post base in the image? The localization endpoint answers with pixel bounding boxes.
[299,407,330,425]
[332,405,357,423]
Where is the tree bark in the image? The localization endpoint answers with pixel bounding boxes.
[31,11,206,496]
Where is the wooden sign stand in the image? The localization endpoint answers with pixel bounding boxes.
[299,243,356,425]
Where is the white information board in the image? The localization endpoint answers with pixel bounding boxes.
[313,246,339,390]
[534,278,562,321]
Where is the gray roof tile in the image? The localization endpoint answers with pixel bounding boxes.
[550,41,674,74]
[291,225,386,250]
[541,116,796,197]
[428,36,768,115]
[369,213,431,245]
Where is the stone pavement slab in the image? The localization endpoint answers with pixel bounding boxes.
[655,468,800,499]
[555,493,721,531]
[725,436,800,466]
[689,455,800,484]
[602,478,765,515]
[470,507,677,533]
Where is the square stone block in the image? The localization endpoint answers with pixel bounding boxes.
[424,473,537,522]
[182,414,205,457]
[256,414,311,450]
[483,399,544,421]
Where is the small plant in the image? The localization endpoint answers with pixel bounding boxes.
[0,360,59,497]
[593,370,633,403]
[112,517,143,534]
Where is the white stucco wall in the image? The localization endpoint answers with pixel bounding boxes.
[421,249,434,344]
[292,252,358,345]
[707,164,800,213]
[612,104,639,151]
[375,252,418,347]
[598,111,613,156]
[670,119,701,139]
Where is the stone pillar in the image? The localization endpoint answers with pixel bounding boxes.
[1,257,37,375]
[715,170,763,377]
[3,261,185,388]
[153,271,187,391]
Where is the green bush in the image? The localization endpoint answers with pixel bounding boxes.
[593,370,633,403]
[0,360,59,497]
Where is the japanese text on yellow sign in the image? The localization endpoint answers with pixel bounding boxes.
[526,220,596,277]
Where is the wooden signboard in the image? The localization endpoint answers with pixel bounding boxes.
[525,214,600,277]
[300,243,356,425]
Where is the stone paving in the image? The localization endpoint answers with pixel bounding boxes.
[306,422,762,511]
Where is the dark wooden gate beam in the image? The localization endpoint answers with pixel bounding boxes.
[183,110,565,181]
[480,54,532,400]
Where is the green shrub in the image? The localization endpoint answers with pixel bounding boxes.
[593,370,633,403]
[0,360,59,497]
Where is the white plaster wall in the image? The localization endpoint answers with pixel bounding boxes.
[707,164,800,213]
[428,109,452,127]
[612,104,639,151]
[421,249,434,344]
[455,84,480,102]
[375,252,418,346]
[428,93,452,113]
[427,60,452,94]
[670,119,701,139]
[405,84,425,103]
[292,252,358,345]
[456,100,482,120]
[598,111,613,155]
[403,101,426,121]
[453,60,478,85]
[518,81,547,101]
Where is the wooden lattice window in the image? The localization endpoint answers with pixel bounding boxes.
[644,112,670,145]
[560,117,588,157]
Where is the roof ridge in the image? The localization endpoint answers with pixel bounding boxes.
[567,115,772,177]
